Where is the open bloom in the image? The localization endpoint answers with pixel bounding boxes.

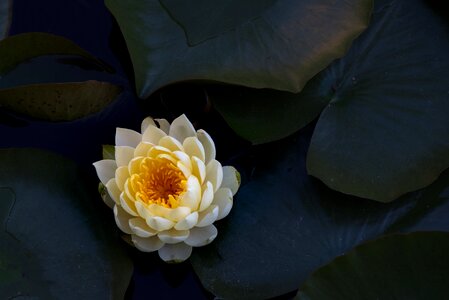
[93,115,240,262]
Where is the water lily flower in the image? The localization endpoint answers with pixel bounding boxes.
[93,114,240,262]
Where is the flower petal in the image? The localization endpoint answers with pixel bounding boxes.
[100,188,115,209]
[93,159,116,185]
[128,156,144,174]
[172,151,192,170]
[179,175,201,210]
[115,166,130,191]
[142,124,167,144]
[183,137,206,162]
[196,205,219,227]
[148,204,191,222]
[205,159,223,192]
[159,136,184,152]
[191,156,206,184]
[106,178,121,205]
[197,129,216,164]
[132,235,164,252]
[155,118,170,134]
[146,216,175,231]
[115,146,135,167]
[134,142,154,157]
[174,212,199,230]
[158,229,190,244]
[148,145,172,158]
[116,128,142,148]
[169,114,196,143]
[158,243,192,263]
[184,225,218,247]
[141,116,156,133]
[199,181,214,212]
[221,166,241,196]
[135,201,153,219]
[213,188,233,220]
[120,192,138,216]
[114,205,133,234]
[129,217,158,237]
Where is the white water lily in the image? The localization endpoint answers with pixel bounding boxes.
[93,114,240,262]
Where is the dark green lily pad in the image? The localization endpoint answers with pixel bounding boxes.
[190,129,449,299]
[0,0,12,40]
[306,0,449,202]
[297,232,449,300]
[0,148,132,299]
[106,0,372,98]
[0,80,122,121]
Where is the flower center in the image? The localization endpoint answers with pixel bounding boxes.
[131,157,186,208]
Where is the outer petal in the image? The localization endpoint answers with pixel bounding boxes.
[183,137,206,162]
[129,218,158,237]
[155,118,170,134]
[184,225,218,247]
[205,160,223,192]
[116,128,142,148]
[146,216,175,231]
[197,129,216,164]
[158,243,192,263]
[168,114,196,143]
[93,159,116,185]
[114,205,133,234]
[159,136,184,152]
[221,166,240,196]
[115,146,135,167]
[213,188,233,220]
[100,188,115,209]
[179,175,201,210]
[158,229,190,244]
[141,116,156,133]
[106,178,121,205]
[142,125,167,144]
[132,235,164,252]
[199,181,214,212]
[174,212,199,230]
[196,205,219,227]
[191,156,206,184]
[115,166,130,191]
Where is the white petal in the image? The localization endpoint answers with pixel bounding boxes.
[158,243,192,263]
[196,205,219,227]
[197,129,216,164]
[120,192,138,216]
[158,229,190,244]
[172,151,192,170]
[115,166,130,191]
[93,159,116,185]
[146,216,175,231]
[199,181,214,212]
[141,116,156,133]
[114,205,133,234]
[106,178,121,205]
[100,189,115,209]
[129,218,158,237]
[205,160,223,192]
[185,225,218,247]
[191,156,206,184]
[115,146,135,167]
[213,188,233,220]
[142,124,167,144]
[116,128,142,148]
[128,156,144,174]
[135,201,153,219]
[134,142,153,157]
[177,161,192,179]
[183,137,206,162]
[179,175,201,210]
[169,114,196,143]
[155,118,170,134]
[147,204,191,222]
[174,212,199,230]
[159,136,184,152]
[221,166,241,196]
[148,145,172,158]
[132,235,164,252]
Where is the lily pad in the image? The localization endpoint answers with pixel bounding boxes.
[190,129,449,299]
[106,0,372,98]
[0,80,122,121]
[305,0,449,202]
[297,232,449,299]
[0,0,12,40]
[0,148,132,299]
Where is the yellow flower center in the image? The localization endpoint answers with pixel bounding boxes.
[131,157,186,208]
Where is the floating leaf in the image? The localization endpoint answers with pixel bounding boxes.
[305,0,449,202]
[190,129,449,299]
[0,0,12,40]
[102,144,115,160]
[0,148,132,299]
[0,80,122,121]
[106,0,372,98]
[297,232,449,299]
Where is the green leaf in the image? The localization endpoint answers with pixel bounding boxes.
[0,148,132,299]
[306,0,449,202]
[297,232,449,299]
[0,32,114,75]
[106,0,372,98]
[190,132,449,299]
[0,81,122,121]
[0,0,12,40]
[102,144,115,160]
